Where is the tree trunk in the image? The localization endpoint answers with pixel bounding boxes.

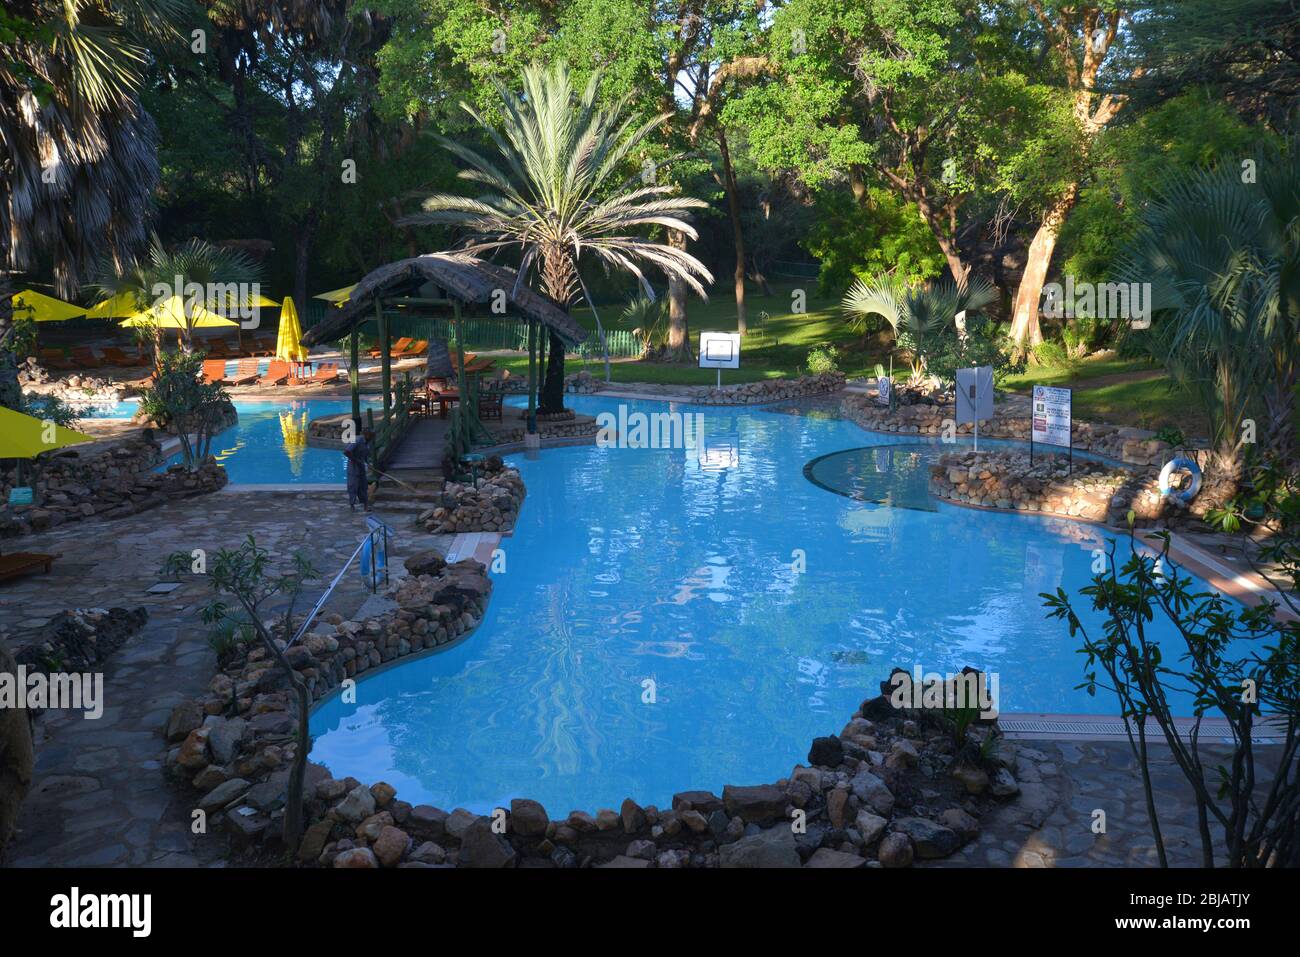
[293,232,313,324]
[0,276,23,412]
[0,636,34,860]
[1009,187,1079,350]
[718,131,747,336]
[538,329,567,414]
[665,230,691,360]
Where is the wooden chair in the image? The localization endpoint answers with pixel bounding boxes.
[40,348,75,370]
[201,359,231,385]
[101,345,149,367]
[229,357,260,385]
[369,337,413,359]
[257,359,292,386]
[70,346,103,369]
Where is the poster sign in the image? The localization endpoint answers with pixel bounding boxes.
[1032,385,1072,448]
[698,332,741,369]
[877,375,892,405]
[955,366,994,425]
[7,487,33,506]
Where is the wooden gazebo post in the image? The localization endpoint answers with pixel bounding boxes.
[376,297,392,424]
[453,299,469,449]
[526,317,537,434]
[349,331,361,426]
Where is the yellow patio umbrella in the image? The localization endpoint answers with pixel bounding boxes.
[275,295,309,362]
[11,290,86,322]
[313,284,355,305]
[0,406,93,459]
[86,292,140,319]
[120,294,239,330]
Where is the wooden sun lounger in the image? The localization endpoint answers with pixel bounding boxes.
[257,359,292,386]
[0,551,59,583]
[40,348,75,370]
[230,357,260,385]
[290,361,340,386]
[70,347,103,369]
[369,337,413,359]
[101,345,149,367]
[201,359,231,385]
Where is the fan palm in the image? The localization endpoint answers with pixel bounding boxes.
[91,237,263,353]
[1116,141,1299,477]
[401,62,713,414]
[842,274,997,384]
[1,0,182,407]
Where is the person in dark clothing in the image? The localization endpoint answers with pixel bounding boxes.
[344,427,374,511]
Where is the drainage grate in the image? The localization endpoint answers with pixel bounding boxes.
[1000,716,1276,744]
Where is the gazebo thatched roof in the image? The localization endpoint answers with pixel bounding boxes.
[300,253,588,347]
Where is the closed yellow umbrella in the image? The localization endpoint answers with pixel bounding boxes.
[11,290,86,322]
[0,406,93,459]
[275,296,309,362]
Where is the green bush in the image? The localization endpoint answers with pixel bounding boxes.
[806,345,840,375]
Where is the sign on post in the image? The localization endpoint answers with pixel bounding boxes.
[877,375,892,406]
[955,365,994,451]
[1031,384,1073,471]
[698,331,741,388]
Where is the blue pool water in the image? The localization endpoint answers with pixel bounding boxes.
[308,395,1240,815]
[167,398,377,483]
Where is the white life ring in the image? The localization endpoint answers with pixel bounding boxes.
[1158,456,1202,504]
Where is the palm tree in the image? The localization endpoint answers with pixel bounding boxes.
[401,63,713,414]
[1,0,181,407]
[91,237,263,354]
[842,274,997,384]
[1116,142,1299,479]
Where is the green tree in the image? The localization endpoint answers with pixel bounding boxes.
[1116,142,1299,482]
[401,62,712,413]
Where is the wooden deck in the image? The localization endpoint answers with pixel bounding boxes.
[383,416,448,480]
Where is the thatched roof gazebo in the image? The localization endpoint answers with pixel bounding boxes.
[301,253,587,458]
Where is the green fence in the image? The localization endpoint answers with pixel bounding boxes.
[302,301,642,358]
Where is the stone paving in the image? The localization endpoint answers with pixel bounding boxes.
[925,737,1261,868]
[0,488,447,867]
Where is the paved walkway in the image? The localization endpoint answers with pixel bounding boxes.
[0,489,448,867]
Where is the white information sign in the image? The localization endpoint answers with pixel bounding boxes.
[878,375,892,405]
[698,332,741,369]
[1032,385,1072,448]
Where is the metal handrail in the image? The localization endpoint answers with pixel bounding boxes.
[286,519,392,651]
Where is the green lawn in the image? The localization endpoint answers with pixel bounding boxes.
[475,282,1215,437]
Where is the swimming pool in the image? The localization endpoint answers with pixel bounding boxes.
[308,395,1239,815]
[168,398,378,484]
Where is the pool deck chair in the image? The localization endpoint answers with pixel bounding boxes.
[230,357,261,385]
[201,359,231,385]
[101,345,149,367]
[370,337,413,359]
[0,549,59,583]
[258,359,292,386]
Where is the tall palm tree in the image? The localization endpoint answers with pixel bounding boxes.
[91,237,263,354]
[842,274,997,383]
[401,63,713,414]
[1,0,181,407]
[1116,141,1299,478]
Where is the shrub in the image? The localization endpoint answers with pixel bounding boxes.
[806,345,840,375]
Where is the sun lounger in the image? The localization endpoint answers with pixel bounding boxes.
[40,348,75,370]
[70,346,102,369]
[396,339,428,358]
[369,337,413,359]
[290,361,340,386]
[257,359,292,386]
[230,357,260,385]
[0,550,59,583]
[201,359,231,385]
[101,345,149,367]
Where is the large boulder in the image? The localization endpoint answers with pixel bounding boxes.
[458,818,518,868]
[719,826,801,868]
[403,550,447,578]
[722,784,787,825]
[892,817,961,859]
